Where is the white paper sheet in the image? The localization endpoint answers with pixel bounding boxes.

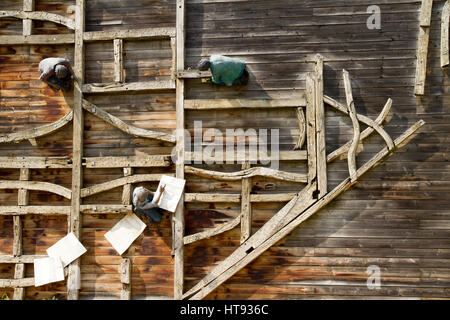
[156,175,186,213]
[46,232,87,267]
[105,213,147,255]
[34,257,65,287]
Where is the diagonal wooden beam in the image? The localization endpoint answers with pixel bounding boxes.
[187,120,425,300]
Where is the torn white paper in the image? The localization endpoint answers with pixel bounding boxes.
[156,175,186,213]
[34,257,65,287]
[46,232,87,267]
[105,213,147,255]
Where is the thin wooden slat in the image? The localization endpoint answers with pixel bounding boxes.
[184,216,241,245]
[84,156,171,168]
[82,80,176,93]
[0,10,75,29]
[82,100,175,143]
[174,0,186,300]
[0,278,34,288]
[240,161,252,244]
[83,27,175,41]
[0,34,74,45]
[0,157,72,169]
[120,258,131,300]
[187,121,425,300]
[293,107,306,150]
[0,255,46,264]
[184,98,306,110]
[177,70,212,79]
[315,55,327,197]
[80,205,132,215]
[171,37,177,81]
[22,0,34,36]
[0,111,73,144]
[184,166,307,183]
[184,193,240,203]
[13,263,25,300]
[250,193,296,202]
[68,0,85,301]
[13,216,22,257]
[305,73,317,185]
[114,39,124,83]
[185,150,307,163]
[343,69,361,182]
[121,168,133,206]
[13,168,30,300]
[184,193,297,203]
[0,206,70,215]
[0,180,72,199]
[441,1,450,68]
[81,174,172,198]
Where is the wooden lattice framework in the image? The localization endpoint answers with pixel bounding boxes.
[0,0,177,300]
[0,0,427,300]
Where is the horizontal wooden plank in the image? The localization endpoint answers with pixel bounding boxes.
[80,205,132,214]
[185,166,307,183]
[177,70,212,79]
[185,98,306,109]
[185,150,307,162]
[184,193,297,203]
[0,278,35,288]
[0,206,70,215]
[83,156,172,168]
[82,80,176,93]
[83,27,176,41]
[0,157,72,169]
[0,34,75,45]
[0,255,46,264]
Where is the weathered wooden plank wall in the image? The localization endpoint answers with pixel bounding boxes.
[0,0,449,300]
[183,0,450,299]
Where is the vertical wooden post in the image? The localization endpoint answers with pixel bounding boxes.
[240,161,252,244]
[170,36,177,81]
[13,168,30,300]
[68,0,85,301]
[174,0,185,300]
[23,0,34,36]
[120,258,131,300]
[441,1,450,68]
[122,168,133,205]
[314,55,327,198]
[315,54,328,198]
[120,168,133,299]
[305,73,317,186]
[414,0,433,95]
[114,39,124,83]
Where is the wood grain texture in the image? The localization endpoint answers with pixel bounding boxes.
[441,1,450,68]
